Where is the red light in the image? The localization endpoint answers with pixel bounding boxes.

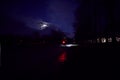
[58,52,67,62]
[62,40,66,44]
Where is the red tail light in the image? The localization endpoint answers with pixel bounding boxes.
[62,40,66,44]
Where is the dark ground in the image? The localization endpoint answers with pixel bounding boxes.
[0,40,120,79]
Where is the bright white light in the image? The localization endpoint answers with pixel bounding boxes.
[101,38,106,43]
[39,21,49,30]
[42,24,47,27]
[40,24,48,30]
[66,44,73,47]
[61,44,78,47]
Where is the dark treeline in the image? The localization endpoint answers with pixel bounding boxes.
[74,0,120,41]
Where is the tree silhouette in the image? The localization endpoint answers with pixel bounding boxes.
[47,28,66,44]
[73,0,97,41]
[73,0,118,41]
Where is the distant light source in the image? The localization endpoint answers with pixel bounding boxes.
[97,38,100,43]
[60,44,78,47]
[62,40,66,44]
[108,37,112,42]
[40,24,48,30]
[42,24,47,27]
[39,21,49,30]
[101,38,106,43]
[116,37,120,42]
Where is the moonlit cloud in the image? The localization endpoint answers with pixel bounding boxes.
[2,0,78,38]
[47,0,78,38]
[38,21,49,30]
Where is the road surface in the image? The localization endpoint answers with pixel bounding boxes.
[1,42,120,79]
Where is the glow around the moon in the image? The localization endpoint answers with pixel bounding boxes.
[39,21,49,30]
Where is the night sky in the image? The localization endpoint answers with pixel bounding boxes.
[1,0,78,38]
[1,0,120,38]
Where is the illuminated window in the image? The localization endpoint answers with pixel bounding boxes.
[116,37,120,42]
[97,38,100,43]
[101,38,106,43]
[108,38,112,42]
